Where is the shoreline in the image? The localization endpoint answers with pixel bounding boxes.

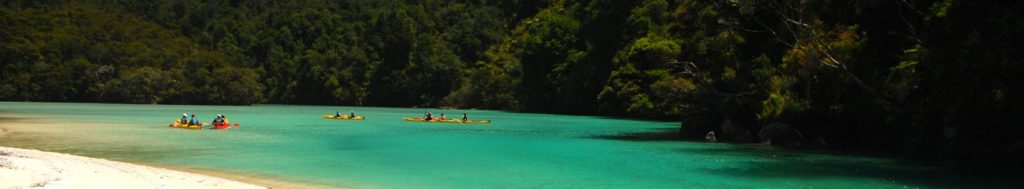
[0,114,333,189]
[0,146,266,189]
[134,162,336,189]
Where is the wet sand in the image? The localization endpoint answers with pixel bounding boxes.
[0,114,331,189]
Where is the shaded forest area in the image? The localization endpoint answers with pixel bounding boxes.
[2,0,1022,166]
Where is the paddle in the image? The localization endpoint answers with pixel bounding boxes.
[203,122,240,128]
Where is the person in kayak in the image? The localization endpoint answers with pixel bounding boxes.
[335,111,342,118]
[425,112,434,121]
[462,113,468,121]
[213,114,222,125]
[180,113,189,126]
[349,111,356,118]
[190,114,199,126]
[439,113,447,120]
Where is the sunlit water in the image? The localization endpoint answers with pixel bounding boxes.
[0,102,1014,188]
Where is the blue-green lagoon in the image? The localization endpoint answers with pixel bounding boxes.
[0,102,1014,188]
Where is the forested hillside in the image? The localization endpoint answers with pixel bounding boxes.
[0,2,264,104]
[3,0,1023,163]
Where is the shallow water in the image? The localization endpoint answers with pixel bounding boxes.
[0,102,1014,188]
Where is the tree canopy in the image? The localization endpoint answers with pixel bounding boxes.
[3,0,1023,164]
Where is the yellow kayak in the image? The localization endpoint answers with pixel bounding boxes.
[169,120,202,130]
[323,115,365,120]
[403,118,491,124]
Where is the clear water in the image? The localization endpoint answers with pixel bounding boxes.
[0,102,1014,188]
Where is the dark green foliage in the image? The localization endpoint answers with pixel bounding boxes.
[3,0,1023,164]
[0,2,263,104]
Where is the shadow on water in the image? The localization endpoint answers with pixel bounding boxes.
[680,145,1021,189]
[590,129,1021,188]
[587,128,687,142]
[704,158,1021,188]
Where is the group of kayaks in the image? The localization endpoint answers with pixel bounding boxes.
[322,112,491,124]
[168,121,238,129]
[168,114,239,130]
[169,111,489,130]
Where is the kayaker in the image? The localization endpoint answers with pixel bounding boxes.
[425,112,433,121]
[462,113,468,121]
[190,114,199,126]
[181,113,189,126]
[349,111,356,118]
[335,111,342,118]
[213,114,222,125]
[439,113,446,120]
[221,115,229,124]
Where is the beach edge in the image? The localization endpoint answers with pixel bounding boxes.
[0,146,268,189]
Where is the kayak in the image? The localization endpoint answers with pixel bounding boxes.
[212,122,239,129]
[323,115,365,120]
[169,120,202,130]
[403,118,491,124]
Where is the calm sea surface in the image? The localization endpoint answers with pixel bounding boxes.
[0,102,1013,188]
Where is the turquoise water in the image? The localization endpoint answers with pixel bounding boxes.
[0,102,1014,188]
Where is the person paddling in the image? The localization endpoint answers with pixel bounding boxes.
[335,111,342,118]
[439,113,446,120]
[190,114,199,126]
[425,112,433,121]
[349,111,356,118]
[462,113,468,122]
[180,113,189,126]
[214,114,223,125]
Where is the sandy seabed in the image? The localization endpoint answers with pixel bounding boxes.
[0,113,338,189]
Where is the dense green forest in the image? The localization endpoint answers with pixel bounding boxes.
[2,0,1022,165]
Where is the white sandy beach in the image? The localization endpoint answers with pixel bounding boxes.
[0,146,267,189]
[0,115,331,189]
